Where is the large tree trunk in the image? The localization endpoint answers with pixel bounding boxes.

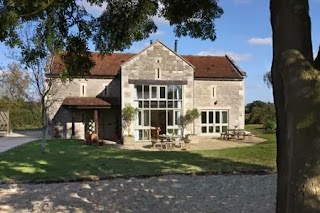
[271,0,320,211]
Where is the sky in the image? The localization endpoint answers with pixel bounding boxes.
[1,0,320,104]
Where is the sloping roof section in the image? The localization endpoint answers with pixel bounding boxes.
[62,97,113,108]
[50,52,246,79]
[182,55,246,79]
[51,53,134,77]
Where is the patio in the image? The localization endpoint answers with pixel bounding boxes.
[121,135,266,151]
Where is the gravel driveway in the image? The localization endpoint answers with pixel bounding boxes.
[0,174,276,213]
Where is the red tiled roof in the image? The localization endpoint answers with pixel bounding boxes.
[62,97,112,108]
[51,53,245,79]
[182,55,245,79]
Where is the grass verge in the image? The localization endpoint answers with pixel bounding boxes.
[0,124,276,182]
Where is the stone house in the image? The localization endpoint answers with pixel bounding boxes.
[47,40,246,142]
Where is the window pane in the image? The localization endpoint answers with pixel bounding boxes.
[138,101,142,108]
[209,112,213,123]
[209,126,214,133]
[136,85,142,99]
[215,126,220,133]
[144,110,149,126]
[143,129,150,140]
[139,130,143,140]
[159,101,166,108]
[151,101,158,108]
[175,111,181,125]
[160,87,166,99]
[168,110,173,126]
[201,126,207,133]
[168,85,174,99]
[222,111,228,123]
[143,101,149,108]
[177,85,182,100]
[144,85,149,99]
[201,112,207,124]
[215,111,220,123]
[177,101,182,109]
[137,111,142,125]
[222,126,227,132]
[152,87,157,98]
[167,101,173,108]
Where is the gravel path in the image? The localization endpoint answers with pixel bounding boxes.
[0,174,276,213]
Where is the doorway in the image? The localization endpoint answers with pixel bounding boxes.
[151,110,166,135]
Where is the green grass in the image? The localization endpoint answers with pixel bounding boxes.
[0,124,276,182]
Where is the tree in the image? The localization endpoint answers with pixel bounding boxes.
[271,0,320,211]
[0,63,31,101]
[0,0,223,76]
[6,24,61,153]
[122,105,138,136]
[263,71,272,88]
[179,108,200,137]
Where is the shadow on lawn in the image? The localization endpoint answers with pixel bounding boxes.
[0,140,274,184]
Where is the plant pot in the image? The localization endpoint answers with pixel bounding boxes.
[123,135,135,146]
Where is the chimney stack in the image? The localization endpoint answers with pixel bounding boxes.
[174,40,178,52]
[150,40,153,45]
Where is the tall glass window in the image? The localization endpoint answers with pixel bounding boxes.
[134,84,183,141]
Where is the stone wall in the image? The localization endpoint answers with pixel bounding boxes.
[47,78,121,139]
[193,79,245,136]
[121,41,194,136]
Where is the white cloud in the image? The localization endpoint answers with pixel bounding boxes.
[197,51,252,62]
[77,0,107,17]
[248,37,272,45]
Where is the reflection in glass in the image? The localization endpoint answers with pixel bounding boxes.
[136,85,142,99]
[144,85,149,99]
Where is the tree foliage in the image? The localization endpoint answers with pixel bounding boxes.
[0,0,223,77]
[0,63,31,100]
[179,108,200,136]
[122,105,138,136]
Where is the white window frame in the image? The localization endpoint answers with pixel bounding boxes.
[200,110,228,134]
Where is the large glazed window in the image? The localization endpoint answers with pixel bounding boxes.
[201,110,228,134]
[134,85,183,141]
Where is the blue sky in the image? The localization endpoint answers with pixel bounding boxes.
[1,0,320,104]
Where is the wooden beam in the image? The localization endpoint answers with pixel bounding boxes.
[94,109,99,138]
[71,110,75,138]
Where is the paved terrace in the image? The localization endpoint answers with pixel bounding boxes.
[122,136,266,151]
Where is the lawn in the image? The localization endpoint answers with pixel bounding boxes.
[0,125,276,182]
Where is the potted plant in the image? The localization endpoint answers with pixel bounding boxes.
[122,105,138,145]
[86,119,98,144]
[179,108,200,143]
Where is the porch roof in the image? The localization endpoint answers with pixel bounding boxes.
[62,97,113,109]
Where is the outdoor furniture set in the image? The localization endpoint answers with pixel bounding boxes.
[151,127,188,150]
[220,129,253,141]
